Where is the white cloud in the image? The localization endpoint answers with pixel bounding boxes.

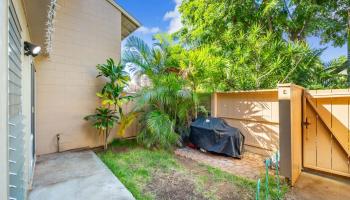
[163,0,183,34]
[136,26,161,34]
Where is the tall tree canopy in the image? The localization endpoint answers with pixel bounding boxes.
[178,0,348,90]
[180,0,348,46]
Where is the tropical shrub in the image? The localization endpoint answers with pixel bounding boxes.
[84,108,119,150]
[95,58,132,113]
[134,74,198,149]
[84,58,133,150]
[123,36,201,149]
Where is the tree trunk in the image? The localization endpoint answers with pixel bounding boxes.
[104,139,108,150]
[268,17,273,32]
[104,127,109,150]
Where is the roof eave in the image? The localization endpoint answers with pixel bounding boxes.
[106,0,141,39]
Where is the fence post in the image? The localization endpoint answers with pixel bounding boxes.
[278,84,303,186]
[211,93,218,117]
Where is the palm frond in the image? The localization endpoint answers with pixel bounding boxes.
[137,110,178,149]
[117,112,138,136]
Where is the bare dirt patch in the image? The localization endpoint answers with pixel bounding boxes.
[179,157,253,200]
[146,168,208,200]
[145,156,254,200]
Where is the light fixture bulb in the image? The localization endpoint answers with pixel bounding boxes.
[32,46,41,55]
[24,41,41,57]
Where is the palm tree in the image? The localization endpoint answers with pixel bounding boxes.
[133,74,197,149]
[123,36,164,77]
[122,35,199,149]
[122,35,182,78]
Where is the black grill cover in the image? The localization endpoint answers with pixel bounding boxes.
[190,117,245,158]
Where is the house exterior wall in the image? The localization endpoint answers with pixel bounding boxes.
[0,0,35,198]
[35,0,122,155]
[11,0,35,197]
[0,0,9,198]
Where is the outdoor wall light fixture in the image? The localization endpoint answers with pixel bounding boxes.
[24,41,41,57]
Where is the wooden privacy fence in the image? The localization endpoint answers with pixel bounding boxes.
[303,89,350,178]
[211,89,279,156]
[211,84,350,185]
[117,85,350,184]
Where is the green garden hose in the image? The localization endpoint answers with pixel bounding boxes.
[275,152,281,198]
[265,159,270,200]
[256,178,261,200]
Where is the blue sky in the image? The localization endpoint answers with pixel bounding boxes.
[115,0,347,62]
[116,0,181,47]
[307,37,347,62]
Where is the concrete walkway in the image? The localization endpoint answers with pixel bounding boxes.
[29,150,134,200]
[286,172,350,200]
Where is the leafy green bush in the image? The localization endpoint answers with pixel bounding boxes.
[134,74,199,149]
[137,110,178,149]
[123,36,201,149]
[84,59,133,150]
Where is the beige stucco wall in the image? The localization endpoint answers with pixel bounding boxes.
[35,0,122,155]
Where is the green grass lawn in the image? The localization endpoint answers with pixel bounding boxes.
[98,140,288,200]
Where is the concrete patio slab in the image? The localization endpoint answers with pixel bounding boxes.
[286,172,350,200]
[29,150,134,200]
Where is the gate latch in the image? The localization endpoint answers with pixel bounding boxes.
[303,118,311,129]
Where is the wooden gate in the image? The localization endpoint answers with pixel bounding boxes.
[303,89,350,178]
